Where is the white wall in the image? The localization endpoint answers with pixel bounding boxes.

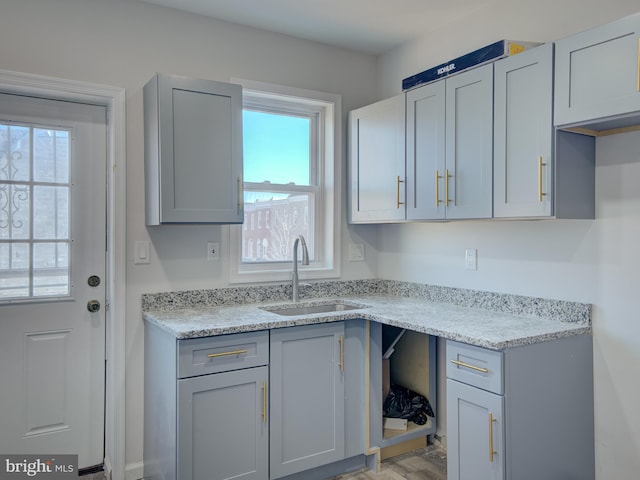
[377,0,640,99]
[0,0,379,476]
[377,2,640,477]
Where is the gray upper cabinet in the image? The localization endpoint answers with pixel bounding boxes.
[554,12,640,128]
[406,80,446,220]
[269,322,346,479]
[444,64,494,220]
[494,44,553,218]
[144,73,243,225]
[349,94,406,223]
[370,63,493,223]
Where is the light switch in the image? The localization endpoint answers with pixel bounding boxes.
[134,241,150,265]
[349,243,365,261]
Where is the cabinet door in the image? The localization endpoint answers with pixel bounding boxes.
[494,44,553,218]
[270,322,345,478]
[445,64,493,220]
[145,74,243,224]
[406,80,446,220]
[447,379,504,480]
[349,95,406,223]
[177,366,268,480]
[554,12,640,126]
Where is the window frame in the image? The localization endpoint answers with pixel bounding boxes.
[229,79,341,284]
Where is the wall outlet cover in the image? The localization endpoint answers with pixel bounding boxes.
[207,241,220,261]
[465,248,477,270]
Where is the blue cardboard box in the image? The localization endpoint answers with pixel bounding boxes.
[402,40,542,91]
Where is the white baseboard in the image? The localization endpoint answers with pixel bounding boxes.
[125,461,144,480]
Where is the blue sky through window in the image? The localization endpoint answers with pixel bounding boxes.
[243,110,310,185]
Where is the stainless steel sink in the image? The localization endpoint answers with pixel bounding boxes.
[261,300,368,317]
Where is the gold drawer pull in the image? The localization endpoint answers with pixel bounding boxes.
[262,382,268,423]
[450,359,489,373]
[338,335,345,372]
[489,412,498,462]
[435,170,443,206]
[207,349,248,359]
[396,176,405,209]
[538,156,547,202]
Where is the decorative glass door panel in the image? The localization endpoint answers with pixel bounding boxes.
[1,124,71,300]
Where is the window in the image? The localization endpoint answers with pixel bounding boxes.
[0,123,71,299]
[230,80,341,283]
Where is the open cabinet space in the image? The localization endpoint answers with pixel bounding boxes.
[368,322,437,450]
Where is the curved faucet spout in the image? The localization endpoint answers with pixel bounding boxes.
[292,235,309,302]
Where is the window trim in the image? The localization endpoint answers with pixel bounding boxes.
[229,79,341,284]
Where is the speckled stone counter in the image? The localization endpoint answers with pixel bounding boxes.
[142,280,591,350]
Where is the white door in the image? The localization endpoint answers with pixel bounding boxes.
[0,93,106,469]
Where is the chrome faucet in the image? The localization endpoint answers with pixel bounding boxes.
[291,235,309,303]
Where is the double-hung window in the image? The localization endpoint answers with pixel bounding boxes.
[230,80,341,283]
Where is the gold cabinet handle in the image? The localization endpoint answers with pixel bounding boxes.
[637,37,640,92]
[262,382,268,424]
[450,359,489,373]
[489,413,498,462]
[538,156,547,202]
[207,349,248,359]
[237,177,244,213]
[338,335,345,372]
[445,169,451,207]
[396,176,405,209]
[435,170,443,206]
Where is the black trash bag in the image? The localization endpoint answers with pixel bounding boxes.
[383,384,435,425]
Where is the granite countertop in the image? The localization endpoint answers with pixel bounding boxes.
[142,280,591,350]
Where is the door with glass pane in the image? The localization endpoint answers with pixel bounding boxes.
[0,93,106,469]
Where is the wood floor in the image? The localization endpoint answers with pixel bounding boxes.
[83,446,447,480]
[332,446,447,480]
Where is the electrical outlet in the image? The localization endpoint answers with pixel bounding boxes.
[465,248,477,270]
[207,241,220,261]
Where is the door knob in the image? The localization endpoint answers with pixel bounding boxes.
[87,300,101,313]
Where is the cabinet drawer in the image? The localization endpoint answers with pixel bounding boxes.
[178,330,268,378]
[446,340,503,394]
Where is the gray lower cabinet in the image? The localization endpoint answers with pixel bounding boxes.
[144,327,269,480]
[554,11,640,127]
[269,322,346,479]
[144,73,243,225]
[178,367,269,480]
[447,379,504,480]
[446,336,595,480]
[145,320,365,480]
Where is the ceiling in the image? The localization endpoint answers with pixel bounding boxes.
[137,0,491,55]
